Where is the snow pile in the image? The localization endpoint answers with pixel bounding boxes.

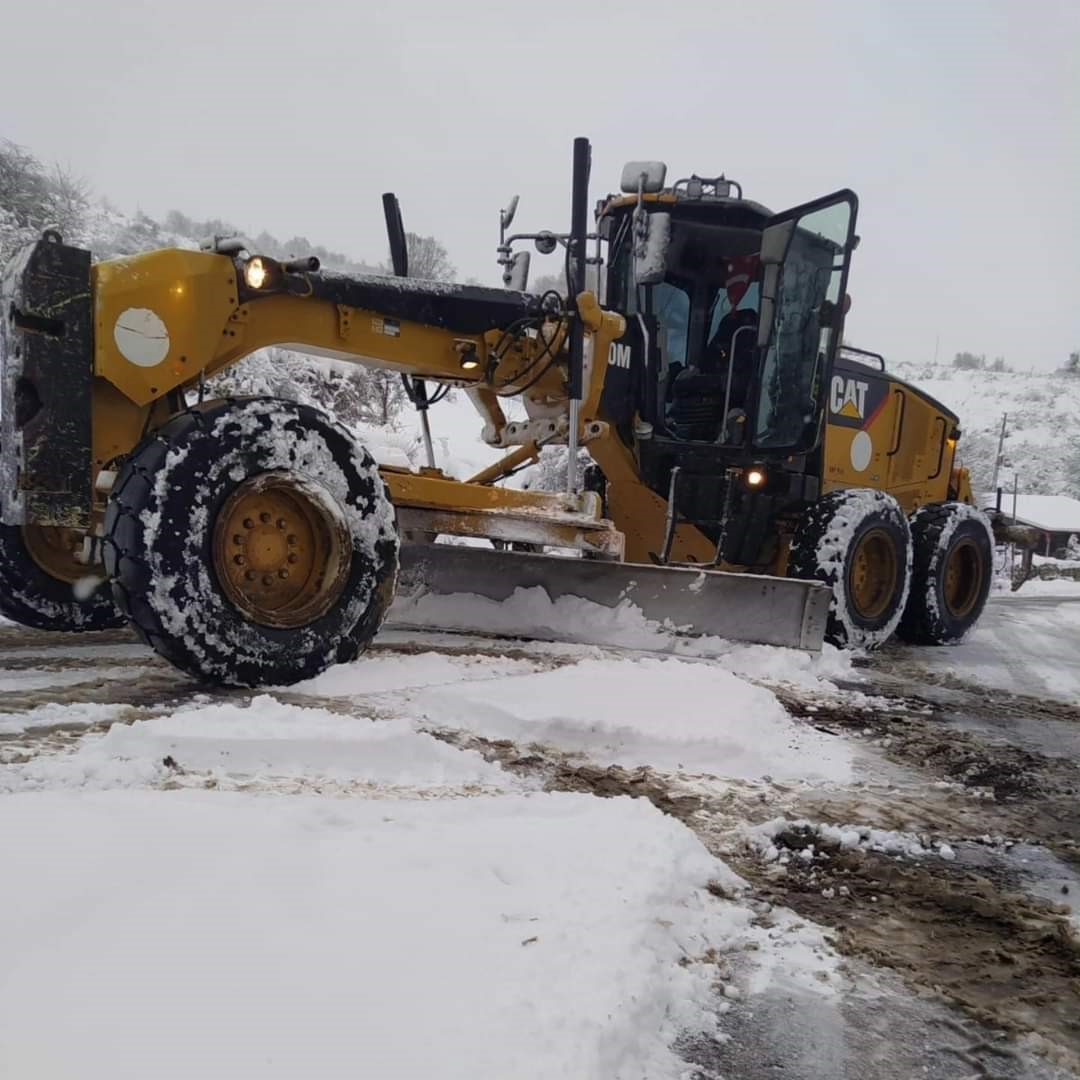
[0,789,748,1079]
[0,701,134,737]
[290,649,547,697]
[405,656,852,782]
[1,696,507,793]
[100,695,507,788]
[744,817,957,864]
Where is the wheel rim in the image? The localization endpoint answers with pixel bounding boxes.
[847,527,899,621]
[942,536,983,619]
[212,472,352,629]
[22,525,90,584]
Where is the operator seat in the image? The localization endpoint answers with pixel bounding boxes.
[666,308,757,442]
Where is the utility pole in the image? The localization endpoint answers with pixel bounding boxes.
[933,334,940,365]
[1010,471,1020,582]
[991,412,1008,493]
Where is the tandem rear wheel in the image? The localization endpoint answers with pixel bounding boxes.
[789,489,912,650]
[103,398,399,687]
[0,522,124,632]
[897,503,993,645]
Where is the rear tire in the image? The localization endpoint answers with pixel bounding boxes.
[896,503,993,645]
[0,523,123,632]
[103,398,399,686]
[789,489,912,650]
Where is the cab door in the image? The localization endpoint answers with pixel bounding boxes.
[750,191,859,457]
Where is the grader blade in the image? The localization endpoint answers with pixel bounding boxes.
[387,544,830,654]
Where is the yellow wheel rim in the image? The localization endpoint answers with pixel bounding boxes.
[942,536,983,619]
[212,473,351,629]
[22,525,89,584]
[848,527,899,621]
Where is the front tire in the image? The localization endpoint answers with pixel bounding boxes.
[789,489,912,650]
[896,503,993,645]
[0,523,123,631]
[103,399,399,686]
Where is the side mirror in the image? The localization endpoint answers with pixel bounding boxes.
[620,161,667,194]
[534,230,558,255]
[633,210,670,285]
[500,195,520,233]
[504,251,531,291]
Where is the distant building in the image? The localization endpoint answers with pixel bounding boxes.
[979,493,1080,557]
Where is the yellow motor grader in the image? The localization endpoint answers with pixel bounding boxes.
[0,138,1006,686]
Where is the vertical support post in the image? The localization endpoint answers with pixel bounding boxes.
[566,136,591,496]
[384,192,436,470]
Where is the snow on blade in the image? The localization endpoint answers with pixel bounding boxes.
[388,582,848,679]
[0,790,748,1080]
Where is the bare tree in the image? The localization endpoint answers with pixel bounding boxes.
[381,233,455,282]
[47,164,90,239]
[402,232,455,282]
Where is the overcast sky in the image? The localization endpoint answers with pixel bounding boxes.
[3,0,1077,369]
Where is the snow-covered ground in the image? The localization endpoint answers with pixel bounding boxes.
[3,400,1080,1076]
[898,592,1080,704]
[1,789,745,1079]
[0,634,852,1078]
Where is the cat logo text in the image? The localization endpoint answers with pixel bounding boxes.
[830,375,868,420]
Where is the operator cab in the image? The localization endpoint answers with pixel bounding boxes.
[601,175,774,449]
[494,163,859,564]
[596,166,858,561]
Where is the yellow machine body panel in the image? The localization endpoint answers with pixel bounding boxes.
[93,250,238,406]
[821,359,959,514]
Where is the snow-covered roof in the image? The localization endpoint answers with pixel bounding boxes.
[978,493,1080,532]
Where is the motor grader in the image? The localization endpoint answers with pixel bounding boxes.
[0,138,1005,686]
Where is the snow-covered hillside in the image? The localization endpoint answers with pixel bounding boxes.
[890,360,1080,499]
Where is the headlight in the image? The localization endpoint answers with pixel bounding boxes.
[244,256,278,290]
[745,467,767,488]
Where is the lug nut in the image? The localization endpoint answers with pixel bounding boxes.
[245,569,256,581]
[233,534,243,545]
[287,534,297,546]
[260,512,271,524]
[287,553,298,564]
[278,569,289,580]
[262,574,273,586]
[276,518,287,529]
[233,554,246,566]
[243,518,255,530]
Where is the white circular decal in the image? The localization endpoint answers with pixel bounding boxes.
[850,430,873,472]
[114,308,170,367]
